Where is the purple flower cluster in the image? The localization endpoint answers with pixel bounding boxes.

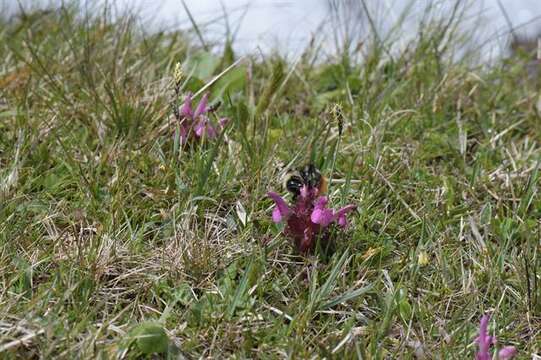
[475,315,517,360]
[177,93,228,144]
[268,185,356,253]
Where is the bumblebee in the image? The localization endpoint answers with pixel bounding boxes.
[283,164,328,198]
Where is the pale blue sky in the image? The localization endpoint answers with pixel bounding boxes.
[3,0,541,56]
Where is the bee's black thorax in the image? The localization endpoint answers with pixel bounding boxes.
[300,164,322,189]
[284,164,322,198]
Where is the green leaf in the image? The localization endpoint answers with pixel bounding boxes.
[183,76,205,94]
[129,322,169,355]
[0,110,17,118]
[396,288,412,321]
[316,64,344,92]
[188,51,220,79]
[227,260,254,319]
[210,66,246,98]
[318,249,351,302]
[480,203,492,226]
[308,249,351,311]
[321,284,373,310]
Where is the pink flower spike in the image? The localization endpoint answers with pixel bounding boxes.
[266,167,358,253]
[194,93,209,118]
[498,346,517,360]
[180,93,193,118]
[311,197,334,227]
[476,315,495,360]
[268,192,291,223]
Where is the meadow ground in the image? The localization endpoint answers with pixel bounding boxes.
[0,2,540,359]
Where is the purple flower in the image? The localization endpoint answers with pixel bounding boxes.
[498,347,517,360]
[177,93,227,143]
[268,191,291,223]
[267,185,356,253]
[311,197,334,226]
[476,315,495,360]
[475,315,517,360]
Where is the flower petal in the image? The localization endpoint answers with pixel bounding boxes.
[194,93,209,118]
[333,205,357,228]
[194,119,206,137]
[498,346,517,360]
[311,197,333,227]
[268,192,291,223]
[180,93,193,118]
[193,118,217,139]
[272,207,284,223]
[311,208,334,227]
[498,346,518,360]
